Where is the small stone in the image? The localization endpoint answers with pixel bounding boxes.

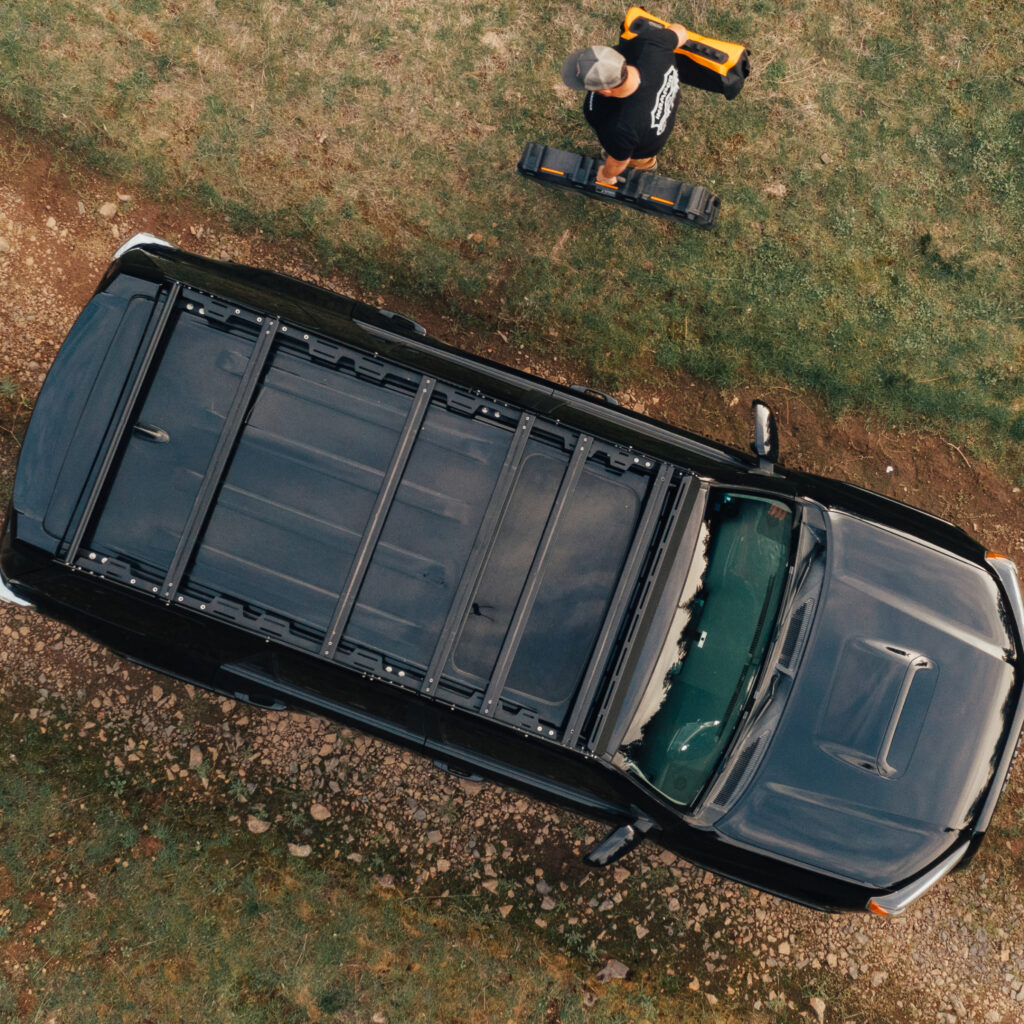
[613,866,630,884]
[809,996,826,1024]
[310,802,331,821]
[635,924,649,939]
[778,941,791,956]
[287,843,312,858]
[595,959,630,984]
[0,236,9,253]
[482,880,499,894]
[436,858,451,872]
[99,202,118,219]
[498,905,512,918]
[46,216,57,229]
[541,896,556,911]
[189,746,202,770]
[765,182,788,198]
[371,1013,387,1024]
[151,685,163,702]
[246,815,271,834]
[689,978,700,991]
[820,152,832,164]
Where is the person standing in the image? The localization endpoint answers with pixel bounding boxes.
[561,22,688,185]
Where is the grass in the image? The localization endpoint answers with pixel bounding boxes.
[1,1,1022,473]
[0,686,748,1023]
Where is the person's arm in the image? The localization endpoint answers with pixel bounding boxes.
[597,154,630,185]
[666,22,689,48]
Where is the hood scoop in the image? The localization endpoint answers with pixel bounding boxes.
[818,638,937,779]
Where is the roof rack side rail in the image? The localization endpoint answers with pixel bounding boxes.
[161,315,281,603]
[320,376,436,659]
[63,281,183,568]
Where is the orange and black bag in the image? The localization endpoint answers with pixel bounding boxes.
[621,6,750,100]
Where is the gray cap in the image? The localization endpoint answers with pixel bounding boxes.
[561,45,627,91]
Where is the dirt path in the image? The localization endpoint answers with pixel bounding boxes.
[3,130,1024,1024]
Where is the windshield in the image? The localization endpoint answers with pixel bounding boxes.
[615,491,794,805]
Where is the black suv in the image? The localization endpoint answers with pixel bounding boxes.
[3,236,1022,914]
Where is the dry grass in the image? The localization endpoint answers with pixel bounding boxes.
[1,0,1022,474]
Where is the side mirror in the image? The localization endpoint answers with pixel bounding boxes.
[583,816,658,867]
[750,400,779,469]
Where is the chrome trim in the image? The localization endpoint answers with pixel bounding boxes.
[868,842,968,915]
[987,555,1024,647]
[113,232,175,260]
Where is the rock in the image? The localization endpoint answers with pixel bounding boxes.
[309,802,331,821]
[436,858,451,872]
[0,236,9,253]
[613,866,630,884]
[541,896,556,911]
[820,152,832,164]
[636,924,649,939]
[765,182,788,198]
[151,684,163,702]
[98,202,118,219]
[246,815,271,834]
[595,958,630,984]
[778,941,791,956]
[809,996,826,1024]
[46,216,57,229]
[498,905,512,918]
[374,874,395,889]
[189,745,202,770]
[287,843,312,858]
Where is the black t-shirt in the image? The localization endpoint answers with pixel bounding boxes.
[583,28,682,160]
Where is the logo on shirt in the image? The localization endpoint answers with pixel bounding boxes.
[650,66,680,135]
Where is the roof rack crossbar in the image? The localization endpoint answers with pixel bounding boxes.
[563,461,674,747]
[479,434,594,719]
[422,413,535,696]
[62,281,183,568]
[161,315,281,603]
[320,377,436,658]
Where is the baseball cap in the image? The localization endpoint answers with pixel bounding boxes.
[561,45,627,90]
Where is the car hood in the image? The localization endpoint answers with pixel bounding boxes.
[716,509,1017,888]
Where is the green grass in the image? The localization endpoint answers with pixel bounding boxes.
[0,692,744,1023]
[0,0,1022,473]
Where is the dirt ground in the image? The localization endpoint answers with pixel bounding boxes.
[3,129,1024,1023]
